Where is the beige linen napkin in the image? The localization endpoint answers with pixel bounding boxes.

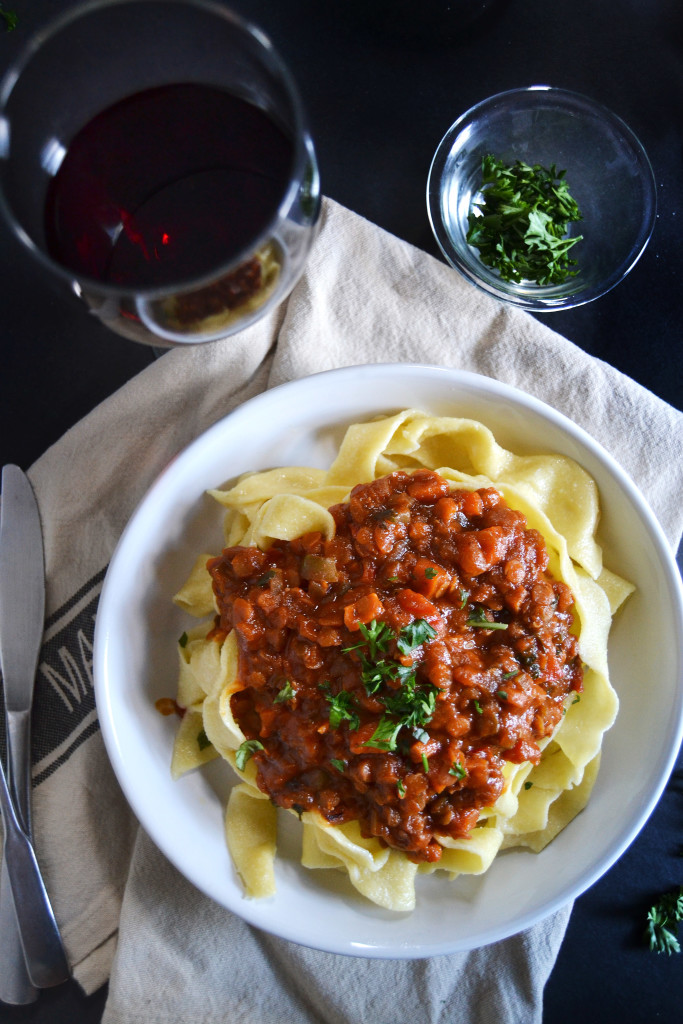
[5,198,682,1022]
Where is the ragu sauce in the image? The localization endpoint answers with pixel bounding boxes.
[208,469,583,864]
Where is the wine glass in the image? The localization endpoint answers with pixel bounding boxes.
[0,0,320,347]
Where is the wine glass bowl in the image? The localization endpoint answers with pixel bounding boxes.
[0,0,320,346]
[426,86,657,310]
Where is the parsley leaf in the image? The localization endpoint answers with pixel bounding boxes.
[321,684,360,731]
[467,154,583,286]
[197,728,212,752]
[359,654,399,695]
[383,679,437,733]
[466,607,508,630]
[365,715,403,751]
[0,5,17,30]
[645,888,683,954]
[342,619,395,659]
[274,681,295,704]
[235,739,264,771]
[397,618,437,653]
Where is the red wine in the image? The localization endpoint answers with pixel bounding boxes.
[44,83,294,290]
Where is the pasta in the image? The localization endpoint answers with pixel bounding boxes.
[151,242,281,337]
[169,409,633,910]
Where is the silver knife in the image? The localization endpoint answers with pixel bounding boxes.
[0,465,70,998]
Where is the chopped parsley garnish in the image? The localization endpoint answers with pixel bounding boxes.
[645,888,683,954]
[321,685,360,731]
[466,154,583,286]
[449,762,467,780]
[572,694,581,705]
[338,617,439,750]
[397,779,406,798]
[496,690,508,700]
[274,681,295,704]
[473,700,483,715]
[424,566,438,579]
[318,683,356,729]
[524,781,534,790]
[0,5,17,31]
[366,716,403,751]
[397,618,438,653]
[343,619,394,659]
[466,607,508,630]
[421,752,430,773]
[502,669,519,680]
[256,569,275,587]
[459,589,469,609]
[359,654,401,695]
[384,683,437,734]
[197,728,211,751]
[235,739,264,771]
[329,758,346,773]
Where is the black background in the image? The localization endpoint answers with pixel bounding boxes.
[0,1,682,1022]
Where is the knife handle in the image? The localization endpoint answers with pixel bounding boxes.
[5,710,32,834]
[0,863,38,1004]
[0,751,70,989]
[0,709,38,1004]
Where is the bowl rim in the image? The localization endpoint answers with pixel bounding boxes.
[426,84,658,311]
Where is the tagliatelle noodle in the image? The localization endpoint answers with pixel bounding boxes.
[170,410,633,910]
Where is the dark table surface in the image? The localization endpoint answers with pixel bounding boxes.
[1,1,682,1022]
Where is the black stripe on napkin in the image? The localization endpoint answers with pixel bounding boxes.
[0,566,107,787]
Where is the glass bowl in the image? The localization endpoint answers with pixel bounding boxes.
[426,86,657,310]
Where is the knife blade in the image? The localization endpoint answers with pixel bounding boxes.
[0,465,69,997]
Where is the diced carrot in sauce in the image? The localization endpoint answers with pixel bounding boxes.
[343,591,384,630]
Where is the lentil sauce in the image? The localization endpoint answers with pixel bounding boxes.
[207,469,582,864]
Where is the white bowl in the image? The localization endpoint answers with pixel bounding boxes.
[93,364,683,957]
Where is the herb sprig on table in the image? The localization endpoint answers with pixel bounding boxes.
[645,886,683,954]
[0,4,17,31]
[466,154,583,286]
